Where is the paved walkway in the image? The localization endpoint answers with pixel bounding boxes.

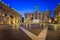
[20,27,48,40]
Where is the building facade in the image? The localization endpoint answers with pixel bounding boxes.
[0,2,22,27]
[54,4,60,24]
[24,6,51,25]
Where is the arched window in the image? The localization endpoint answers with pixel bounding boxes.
[4,12,7,16]
[35,17,37,19]
[31,17,33,20]
[10,13,13,18]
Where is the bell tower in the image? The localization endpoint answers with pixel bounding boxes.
[35,5,38,12]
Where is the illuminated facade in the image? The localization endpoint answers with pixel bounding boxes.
[0,2,22,27]
[24,6,51,24]
[54,4,60,23]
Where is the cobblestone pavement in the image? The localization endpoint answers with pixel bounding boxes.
[0,24,60,40]
[46,28,60,40]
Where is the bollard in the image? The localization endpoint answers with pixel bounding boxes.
[26,24,28,28]
[54,25,57,31]
[40,24,41,28]
[29,24,31,28]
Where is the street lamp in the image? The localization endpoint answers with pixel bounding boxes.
[55,18,57,20]
[49,20,51,23]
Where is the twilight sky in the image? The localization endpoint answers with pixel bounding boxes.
[2,0,60,17]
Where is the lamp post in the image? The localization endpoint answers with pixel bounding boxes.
[49,20,51,23]
[54,18,58,24]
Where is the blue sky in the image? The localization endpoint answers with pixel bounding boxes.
[2,0,60,17]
